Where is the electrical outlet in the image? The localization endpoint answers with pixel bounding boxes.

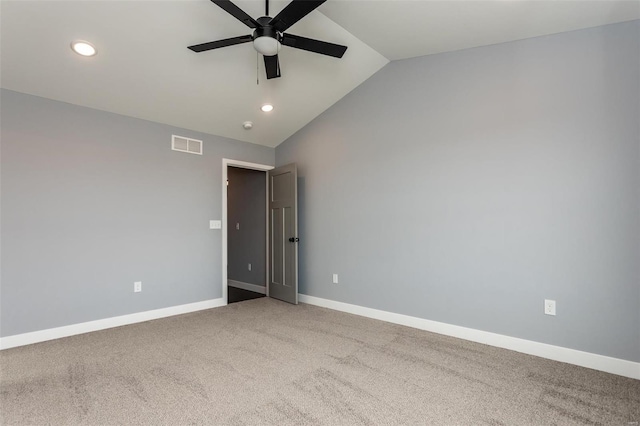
[332,274,339,284]
[236,223,240,230]
[544,299,556,316]
[248,263,252,271]
[134,281,142,293]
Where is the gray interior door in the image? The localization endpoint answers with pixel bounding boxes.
[268,163,298,304]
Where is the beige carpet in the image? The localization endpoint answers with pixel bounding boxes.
[1,298,638,425]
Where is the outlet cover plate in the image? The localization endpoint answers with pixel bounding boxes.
[544,299,556,316]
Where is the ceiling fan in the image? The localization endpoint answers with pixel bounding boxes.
[188,0,347,79]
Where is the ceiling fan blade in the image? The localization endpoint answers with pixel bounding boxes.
[270,0,326,33]
[188,35,253,52]
[282,33,347,58]
[211,0,259,28]
[264,55,281,79]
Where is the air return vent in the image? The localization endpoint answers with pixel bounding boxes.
[172,135,202,155]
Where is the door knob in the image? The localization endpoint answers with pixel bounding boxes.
[288,237,300,243]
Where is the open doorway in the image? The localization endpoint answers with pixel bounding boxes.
[227,166,267,303]
[222,159,299,305]
[222,159,274,305]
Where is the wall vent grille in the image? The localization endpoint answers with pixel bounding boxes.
[172,135,203,155]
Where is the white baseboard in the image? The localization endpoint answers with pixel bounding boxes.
[228,279,266,295]
[4,294,637,380]
[298,294,640,380]
[0,298,225,350]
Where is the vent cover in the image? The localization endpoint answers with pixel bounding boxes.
[172,135,203,155]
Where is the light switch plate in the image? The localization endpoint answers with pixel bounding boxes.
[209,220,222,229]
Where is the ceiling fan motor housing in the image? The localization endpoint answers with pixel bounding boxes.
[252,17,283,56]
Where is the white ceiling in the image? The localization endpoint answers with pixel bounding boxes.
[321,0,640,61]
[1,1,638,148]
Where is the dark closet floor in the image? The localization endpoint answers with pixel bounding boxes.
[228,286,266,304]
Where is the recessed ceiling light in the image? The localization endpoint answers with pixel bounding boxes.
[71,40,97,57]
[261,104,274,112]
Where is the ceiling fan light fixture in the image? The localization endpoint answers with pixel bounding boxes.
[71,40,97,57]
[253,36,281,56]
[261,104,274,112]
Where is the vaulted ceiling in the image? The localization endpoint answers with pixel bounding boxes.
[2,1,638,147]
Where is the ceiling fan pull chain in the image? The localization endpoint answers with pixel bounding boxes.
[257,51,260,85]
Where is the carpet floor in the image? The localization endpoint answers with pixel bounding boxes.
[1,298,638,425]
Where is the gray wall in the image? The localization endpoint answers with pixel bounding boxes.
[0,89,274,337]
[276,21,640,362]
[227,166,266,286]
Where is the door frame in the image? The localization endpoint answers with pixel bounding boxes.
[222,159,274,305]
